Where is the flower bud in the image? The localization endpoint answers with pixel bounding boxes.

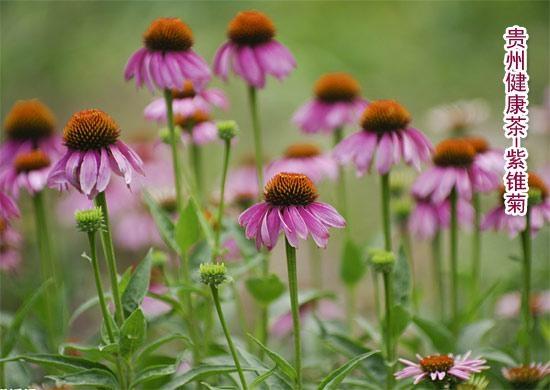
[75,207,105,234]
[199,262,228,286]
[393,198,412,222]
[368,249,395,274]
[528,188,543,206]
[217,120,239,141]
[158,127,181,144]
[151,249,168,267]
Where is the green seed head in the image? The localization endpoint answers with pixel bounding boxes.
[200,262,228,286]
[75,207,105,234]
[217,120,239,141]
[368,249,395,273]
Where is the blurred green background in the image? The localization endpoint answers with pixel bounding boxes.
[1,1,549,322]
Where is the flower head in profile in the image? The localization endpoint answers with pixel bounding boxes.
[395,351,488,386]
[125,17,211,92]
[47,109,144,199]
[293,72,368,134]
[144,81,228,123]
[213,10,296,88]
[174,110,218,145]
[334,100,432,175]
[0,191,19,220]
[266,143,338,183]
[238,172,345,249]
[502,363,550,389]
[1,99,62,169]
[463,136,503,192]
[481,173,550,238]
[495,290,550,318]
[0,149,62,196]
[427,99,490,136]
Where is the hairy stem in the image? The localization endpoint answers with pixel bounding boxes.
[214,139,231,256]
[285,238,302,389]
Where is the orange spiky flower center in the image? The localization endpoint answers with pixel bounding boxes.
[14,150,51,173]
[314,73,360,103]
[174,111,210,129]
[264,172,318,206]
[4,99,56,141]
[361,100,411,134]
[504,365,546,387]
[528,172,548,200]
[227,10,275,45]
[143,17,194,52]
[463,136,490,154]
[284,143,321,159]
[433,139,476,168]
[171,81,197,99]
[420,355,455,375]
[63,109,120,151]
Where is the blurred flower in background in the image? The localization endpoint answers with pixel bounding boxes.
[427,99,490,136]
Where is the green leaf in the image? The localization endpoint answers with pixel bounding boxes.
[143,191,179,253]
[0,354,113,374]
[250,367,276,389]
[119,309,146,357]
[121,249,153,315]
[387,304,411,340]
[412,316,454,352]
[245,274,286,305]
[175,201,200,255]
[457,320,495,351]
[138,333,191,360]
[1,279,52,357]
[164,365,255,390]
[318,351,380,390]
[340,239,366,286]
[392,246,411,307]
[131,364,177,388]
[69,294,110,325]
[458,282,499,326]
[247,334,296,381]
[47,368,118,389]
[59,343,118,363]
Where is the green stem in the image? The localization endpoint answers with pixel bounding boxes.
[190,142,203,202]
[432,231,445,321]
[163,89,185,213]
[520,207,532,364]
[94,191,124,325]
[32,191,56,348]
[180,252,200,364]
[449,189,459,325]
[247,86,264,196]
[471,192,481,296]
[399,221,416,312]
[86,233,115,342]
[381,173,392,251]
[382,271,394,390]
[215,139,231,256]
[372,272,382,323]
[211,285,248,390]
[285,238,302,389]
[333,128,348,226]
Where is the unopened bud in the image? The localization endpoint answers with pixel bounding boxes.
[217,120,239,141]
[75,207,105,234]
[199,262,228,286]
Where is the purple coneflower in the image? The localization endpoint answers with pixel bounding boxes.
[482,174,550,238]
[293,72,367,134]
[464,136,503,193]
[495,290,550,319]
[238,172,345,250]
[213,10,296,88]
[0,191,19,220]
[266,143,338,183]
[502,363,550,389]
[334,100,432,176]
[144,81,228,123]
[124,18,211,92]
[395,352,488,386]
[47,109,144,199]
[0,217,21,272]
[1,100,61,170]
[174,110,218,146]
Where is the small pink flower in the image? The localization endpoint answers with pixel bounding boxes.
[495,290,550,318]
[1,99,62,171]
[266,143,338,183]
[213,10,296,88]
[334,100,432,176]
[0,191,19,220]
[125,18,211,92]
[395,351,488,385]
[293,73,367,134]
[223,159,261,208]
[238,173,345,250]
[47,109,144,199]
[144,81,228,123]
[175,111,218,146]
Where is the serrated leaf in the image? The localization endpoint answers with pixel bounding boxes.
[47,368,118,389]
[340,239,366,286]
[0,354,113,374]
[143,191,179,253]
[318,351,379,389]
[164,365,255,390]
[392,246,411,307]
[412,316,454,352]
[119,309,146,357]
[247,334,296,381]
[175,201,200,255]
[245,274,286,305]
[131,364,177,388]
[121,249,153,315]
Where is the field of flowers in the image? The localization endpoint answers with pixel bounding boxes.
[0,2,549,389]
